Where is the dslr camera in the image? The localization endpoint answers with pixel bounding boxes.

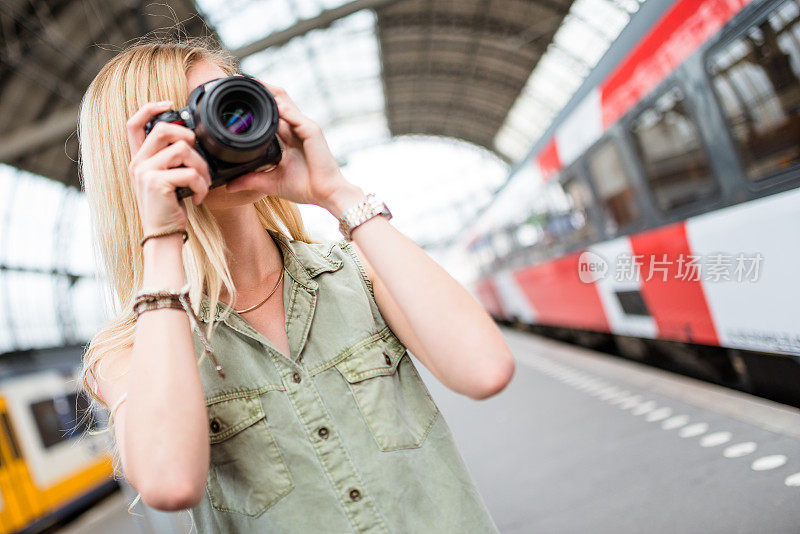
[144,75,283,200]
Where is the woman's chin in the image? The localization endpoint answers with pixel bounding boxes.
[202,182,267,209]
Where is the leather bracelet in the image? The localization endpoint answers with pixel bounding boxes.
[131,285,225,378]
[133,296,184,319]
[140,228,188,248]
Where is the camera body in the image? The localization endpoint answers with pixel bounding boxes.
[144,75,283,200]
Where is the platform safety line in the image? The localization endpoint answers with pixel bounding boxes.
[501,327,800,440]
[506,331,800,488]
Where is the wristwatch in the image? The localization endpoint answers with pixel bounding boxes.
[338,193,393,240]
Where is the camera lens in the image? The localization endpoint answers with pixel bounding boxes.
[219,98,256,135]
[195,76,280,164]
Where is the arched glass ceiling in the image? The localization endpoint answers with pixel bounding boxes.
[197,1,389,163]
[495,0,648,160]
[198,0,648,165]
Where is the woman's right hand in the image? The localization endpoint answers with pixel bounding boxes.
[125,101,212,235]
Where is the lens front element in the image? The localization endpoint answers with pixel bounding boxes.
[220,100,256,135]
[195,76,280,164]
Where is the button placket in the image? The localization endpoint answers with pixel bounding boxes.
[272,360,387,533]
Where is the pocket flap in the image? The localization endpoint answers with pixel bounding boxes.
[206,396,265,444]
[335,331,408,383]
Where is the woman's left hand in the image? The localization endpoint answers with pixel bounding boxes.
[224,82,350,208]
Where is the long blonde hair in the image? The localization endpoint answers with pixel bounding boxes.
[78,37,315,479]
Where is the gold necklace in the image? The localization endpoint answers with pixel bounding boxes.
[234,269,284,314]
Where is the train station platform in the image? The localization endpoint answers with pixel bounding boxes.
[60,327,800,534]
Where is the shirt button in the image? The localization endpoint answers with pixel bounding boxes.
[384,352,391,366]
[317,427,329,439]
[292,372,301,384]
[349,488,361,502]
[210,418,221,433]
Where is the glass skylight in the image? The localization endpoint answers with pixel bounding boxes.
[197,1,389,164]
[494,0,647,162]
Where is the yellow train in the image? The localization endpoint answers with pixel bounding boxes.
[0,369,116,533]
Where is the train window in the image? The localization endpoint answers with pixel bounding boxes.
[708,0,800,182]
[0,413,21,459]
[30,392,94,449]
[629,86,718,212]
[563,174,597,243]
[587,138,640,233]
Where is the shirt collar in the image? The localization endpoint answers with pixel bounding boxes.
[197,227,343,322]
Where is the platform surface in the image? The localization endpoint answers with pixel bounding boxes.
[419,327,800,534]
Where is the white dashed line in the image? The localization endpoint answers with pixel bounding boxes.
[532,357,796,490]
[608,391,631,405]
[785,473,800,486]
[661,415,690,430]
[679,423,709,438]
[723,442,758,458]
[645,407,673,422]
[632,401,657,416]
[618,396,642,410]
[700,431,732,448]
[752,455,788,471]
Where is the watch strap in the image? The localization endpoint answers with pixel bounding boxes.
[338,193,392,240]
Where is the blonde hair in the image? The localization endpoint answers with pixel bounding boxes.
[77,36,316,514]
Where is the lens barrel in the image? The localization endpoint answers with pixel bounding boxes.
[194,76,280,164]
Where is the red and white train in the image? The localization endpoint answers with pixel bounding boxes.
[467,0,800,405]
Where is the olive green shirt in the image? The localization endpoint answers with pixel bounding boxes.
[188,228,498,533]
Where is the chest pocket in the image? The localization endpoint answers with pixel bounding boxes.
[205,395,293,516]
[334,332,439,451]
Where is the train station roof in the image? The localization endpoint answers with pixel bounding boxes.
[0,0,645,189]
[0,0,645,355]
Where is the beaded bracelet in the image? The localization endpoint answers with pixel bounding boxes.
[132,285,225,378]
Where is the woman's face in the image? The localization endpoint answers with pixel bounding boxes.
[185,60,269,212]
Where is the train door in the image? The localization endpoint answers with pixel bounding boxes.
[0,398,35,533]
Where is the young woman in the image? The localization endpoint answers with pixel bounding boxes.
[79,37,515,533]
